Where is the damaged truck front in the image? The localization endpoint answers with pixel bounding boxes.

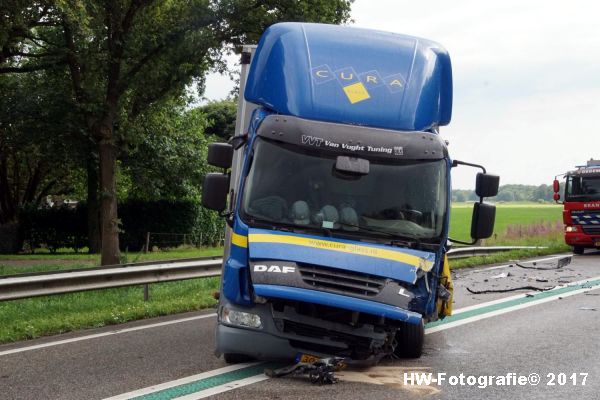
[202,23,499,363]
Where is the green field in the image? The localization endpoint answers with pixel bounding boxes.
[449,203,563,243]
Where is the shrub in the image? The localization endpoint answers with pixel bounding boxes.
[0,222,21,254]
[20,205,87,253]
[18,200,224,253]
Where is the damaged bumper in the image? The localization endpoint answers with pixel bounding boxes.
[253,284,422,324]
[216,290,420,361]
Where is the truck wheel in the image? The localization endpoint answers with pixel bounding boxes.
[394,320,424,358]
[573,246,585,255]
[224,353,254,364]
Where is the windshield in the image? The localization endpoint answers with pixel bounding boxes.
[241,138,447,241]
[566,175,600,201]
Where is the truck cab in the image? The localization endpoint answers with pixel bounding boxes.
[202,23,498,363]
[554,159,600,254]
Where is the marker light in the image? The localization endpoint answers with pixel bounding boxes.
[565,226,579,233]
[221,307,262,329]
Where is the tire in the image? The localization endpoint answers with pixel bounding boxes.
[573,246,585,255]
[223,353,254,364]
[394,320,424,358]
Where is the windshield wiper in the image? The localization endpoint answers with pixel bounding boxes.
[246,217,295,232]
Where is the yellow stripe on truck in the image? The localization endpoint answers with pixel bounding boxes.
[248,233,433,271]
[231,232,248,248]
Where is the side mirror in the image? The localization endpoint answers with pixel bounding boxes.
[207,143,233,169]
[475,173,500,198]
[552,179,561,202]
[202,173,230,212]
[471,202,496,239]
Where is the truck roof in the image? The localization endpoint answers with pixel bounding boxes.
[244,23,452,132]
[567,159,600,176]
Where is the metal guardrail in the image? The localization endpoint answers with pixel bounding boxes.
[0,258,222,302]
[447,245,547,259]
[0,246,547,302]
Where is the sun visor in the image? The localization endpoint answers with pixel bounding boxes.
[256,115,448,160]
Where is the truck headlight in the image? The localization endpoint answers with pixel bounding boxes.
[565,226,579,233]
[221,307,262,329]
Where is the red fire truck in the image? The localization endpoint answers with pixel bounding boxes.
[553,159,600,254]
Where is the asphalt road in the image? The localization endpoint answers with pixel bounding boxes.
[1,251,599,400]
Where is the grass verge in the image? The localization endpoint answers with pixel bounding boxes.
[0,247,224,262]
[0,277,220,344]
[450,244,571,269]
[0,247,224,276]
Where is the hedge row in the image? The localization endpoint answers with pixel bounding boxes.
[18,200,224,253]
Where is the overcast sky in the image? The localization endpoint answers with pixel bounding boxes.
[202,0,600,189]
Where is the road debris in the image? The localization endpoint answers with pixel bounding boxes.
[466,286,555,294]
[491,272,512,279]
[516,256,571,270]
[578,307,597,311]
[265,357,347,385]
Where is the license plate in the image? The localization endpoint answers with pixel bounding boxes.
[296,353,321,364]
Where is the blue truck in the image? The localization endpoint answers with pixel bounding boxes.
[202,23,499,363]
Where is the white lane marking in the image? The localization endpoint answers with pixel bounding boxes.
[175,375,270,400]
[425,280,600,334]
[452,274,599,315]
[103,362,262,400]
[0,314,216,357]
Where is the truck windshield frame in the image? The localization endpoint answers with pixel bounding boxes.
[565,175,600,202]
[240,137,448,242]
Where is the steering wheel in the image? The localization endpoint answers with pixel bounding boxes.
[398,208,423,222]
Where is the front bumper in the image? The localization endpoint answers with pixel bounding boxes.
[216,322,300,361]
[216,300,353,361]
[565,232,600,247]
[216,292,420,361]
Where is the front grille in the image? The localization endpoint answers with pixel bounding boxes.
[284,320,371,345]
[572,211,600,226]
[283,320,380,359]
[298,263,386,296]
[582,225,600,235]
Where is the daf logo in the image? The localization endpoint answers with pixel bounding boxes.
[253,265,296,274]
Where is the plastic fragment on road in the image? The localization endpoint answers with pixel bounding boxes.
[491,272,511,279]
[516,256,571,270]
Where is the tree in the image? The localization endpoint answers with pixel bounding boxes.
[122,99,211,201]
[0,70,82,225]
[201,99,237,139]
[2,0,353,264]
